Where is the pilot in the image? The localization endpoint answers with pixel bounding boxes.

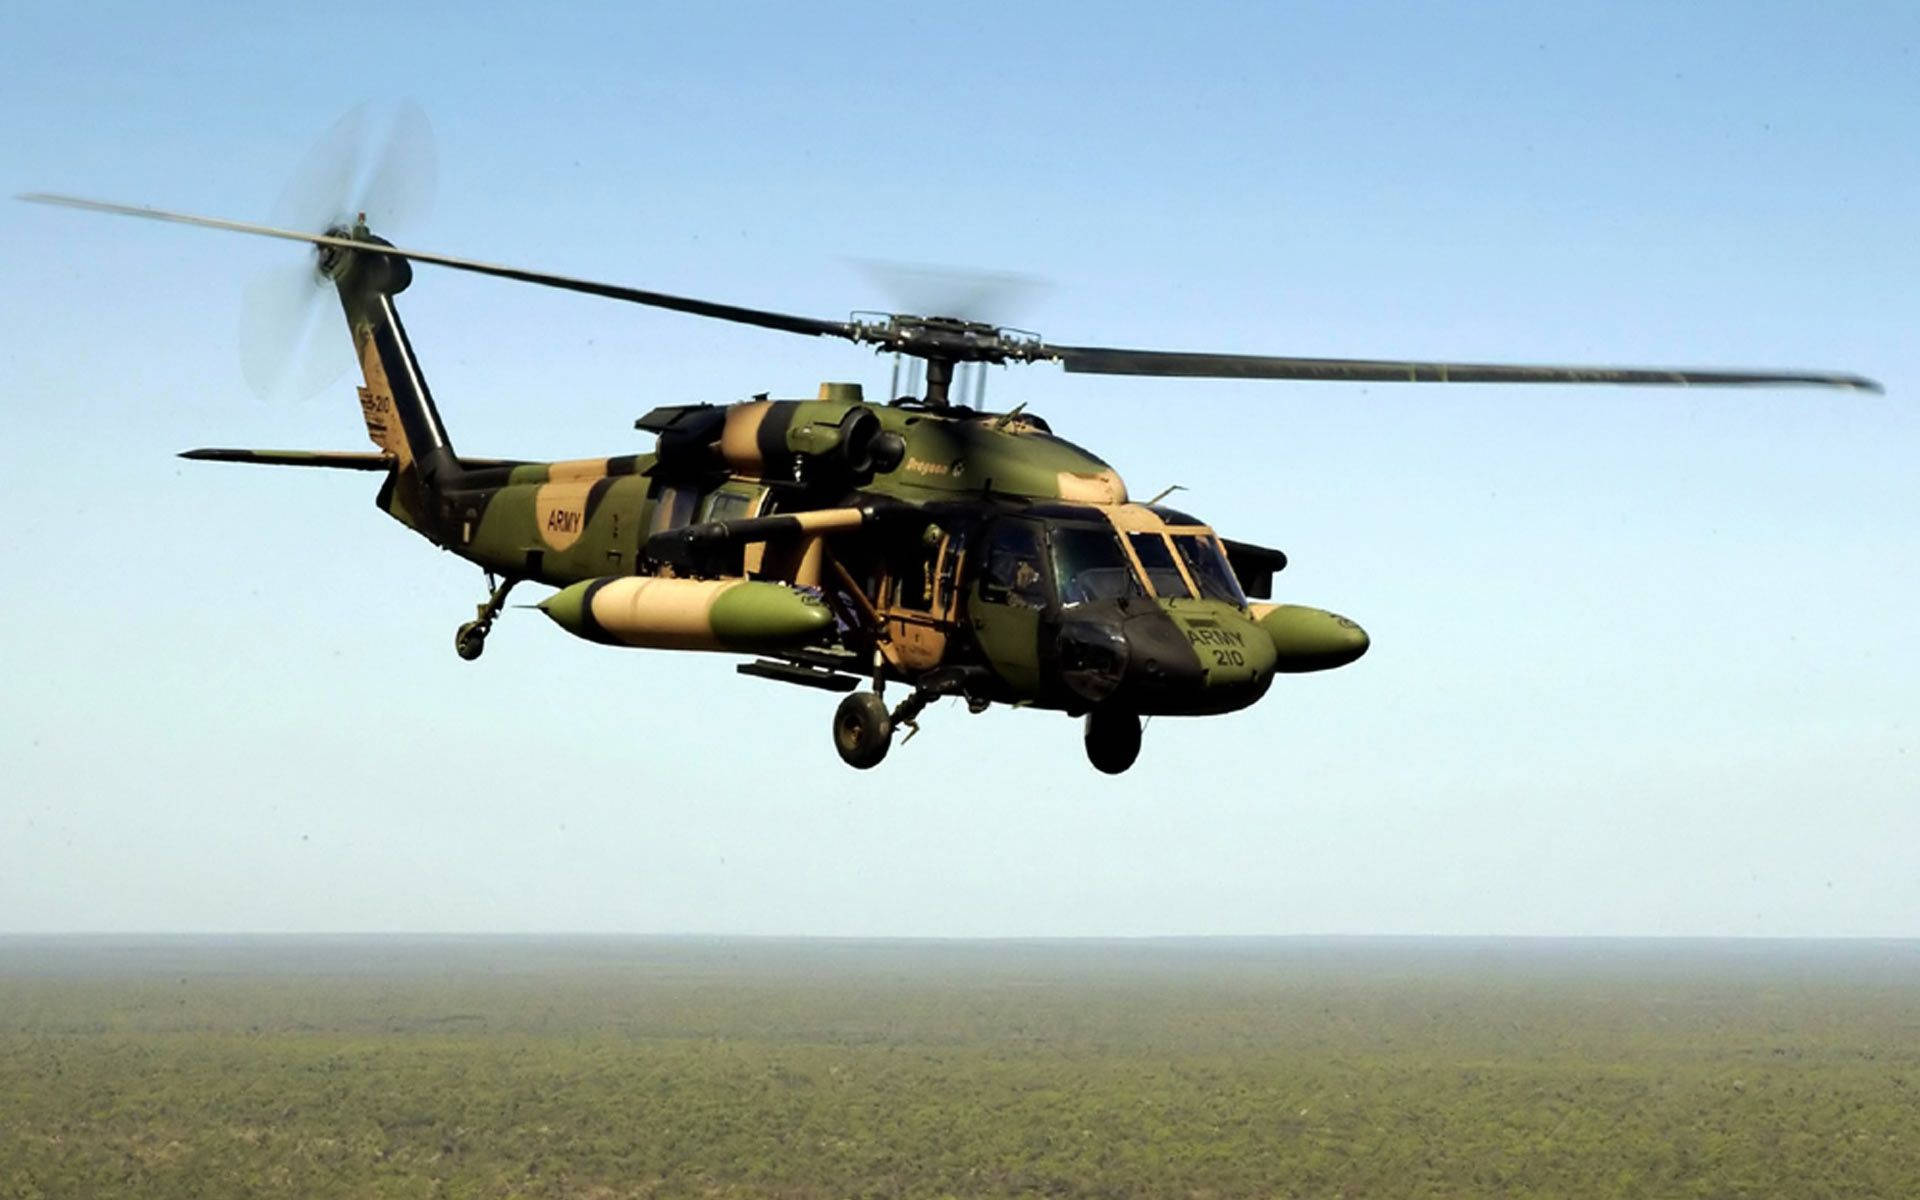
[1012,560,1044,608]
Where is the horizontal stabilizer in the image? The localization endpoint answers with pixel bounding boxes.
[181,448,395,470]
[181,449,529,472]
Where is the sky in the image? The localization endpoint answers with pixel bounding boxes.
[2,1,1915,937]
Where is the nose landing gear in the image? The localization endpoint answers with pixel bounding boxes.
[1084,708,1142,774]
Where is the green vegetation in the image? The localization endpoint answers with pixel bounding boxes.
[1,937,1915,1197]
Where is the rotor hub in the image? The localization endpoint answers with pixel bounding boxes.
[849,312,1045,366]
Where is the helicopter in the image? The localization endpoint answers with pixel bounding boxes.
[21,181,1880,775]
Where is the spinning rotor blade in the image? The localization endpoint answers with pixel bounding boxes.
[237,103,439,400]
[268,106,369,241]
[268,101,438,235]
[852,258,1049,325]
[23,192,1880,394]
[1038,345,1884,392]
[357,101,437,231]
[238,259,336,399]
[19,194,858,342]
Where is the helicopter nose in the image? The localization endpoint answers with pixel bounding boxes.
[1170,606,1277,710]
[1095,602,1274,715]
[1056,614,1132,705]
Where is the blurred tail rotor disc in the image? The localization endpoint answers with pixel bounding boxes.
[240,102,437,401]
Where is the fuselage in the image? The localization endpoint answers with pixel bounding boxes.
[403,394,1365,718]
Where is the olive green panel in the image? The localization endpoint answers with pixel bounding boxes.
[1162,599,1279,690]
[460,475,658,583]
[461,482,543,574]
[868,407,1125,503]
[537,578,596,638]
[709,581,834,648]
[1257,604,1371,673]
[547,475,651,580]
[967,584,1043,697]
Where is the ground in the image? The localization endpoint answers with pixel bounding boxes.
[1,937,1916,1198]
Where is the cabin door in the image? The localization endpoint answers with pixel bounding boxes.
[878,532,955,674]
[966,518,1048,695]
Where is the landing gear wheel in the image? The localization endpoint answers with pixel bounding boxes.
[453,575,517,662]
[454,621,487,661]
[833,691,893,770]
[1084,709,1142,775]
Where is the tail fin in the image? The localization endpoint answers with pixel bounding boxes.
[329,224,462,535]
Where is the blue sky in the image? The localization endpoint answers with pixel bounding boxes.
[2,1,1915,935]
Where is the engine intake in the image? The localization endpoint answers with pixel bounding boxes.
[636,396,899,487]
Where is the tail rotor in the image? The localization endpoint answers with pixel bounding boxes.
[239,102,437,401]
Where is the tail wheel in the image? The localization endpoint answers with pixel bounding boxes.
[833,692,893,770]
[454,621,486,661]
[1084,709,1141,775]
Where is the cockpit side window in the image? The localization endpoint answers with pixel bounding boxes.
[647,483,700,534]
[703,489,756,524]
[1049,526,1143,607]
[1126,532,1193,599]
[1172,533,1248,606]
[890,540,939,611]
[979,521,1048,609]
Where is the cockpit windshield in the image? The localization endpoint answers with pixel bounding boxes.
[1172,533,1247,606]
[1126,532,1192,599]
[979,518,1248,610]
[1050,525,1143,607]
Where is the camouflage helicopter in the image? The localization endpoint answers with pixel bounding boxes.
[22,188,1879,774]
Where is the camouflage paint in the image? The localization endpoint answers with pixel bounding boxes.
[540,576,833,651]
[185,236,1365,736]
[1252,603,1372,673]
[871,406,1128,503]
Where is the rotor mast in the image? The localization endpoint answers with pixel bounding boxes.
[846,313,1047,408]
[924,357,956,407]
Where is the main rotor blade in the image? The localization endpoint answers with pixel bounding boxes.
[21,193,1884,393]
[18,193,858,342]
[851,258,1049,325]
[1044,344,1883,392]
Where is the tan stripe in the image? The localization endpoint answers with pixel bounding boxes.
[587,577,739,649]
[791,537,825,589]
[787,507,869,534]
[1104,504,1171,533]
[719,402,772,473]
[354,326,411,465]
[740,486,769,574]
[546,458,612,483]
[1056,469,1127,504]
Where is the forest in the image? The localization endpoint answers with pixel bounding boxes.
[2,936,1915,1197]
